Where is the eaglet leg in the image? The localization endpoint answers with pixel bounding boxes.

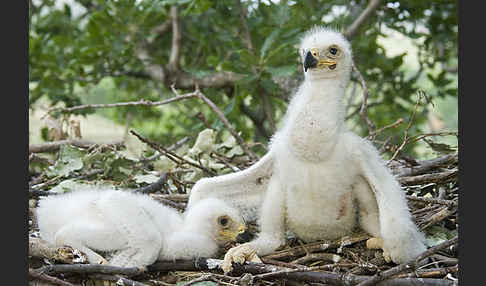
[222,177,285,273]
[353,176,391,262]
[54,220,112,265]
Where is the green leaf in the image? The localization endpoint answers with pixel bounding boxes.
[265,65,296,77]
[260,30,280,60]
[47,145,85,177]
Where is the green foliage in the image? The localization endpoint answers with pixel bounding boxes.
[29,0,458,157]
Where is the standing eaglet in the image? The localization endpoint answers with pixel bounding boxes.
[36,189,248,267]
[187,26,426,272]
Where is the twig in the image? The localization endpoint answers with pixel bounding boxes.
[397,169,458,186]
[387,90,425,163]
[39,264,145,277]
[344,0,383,39]
[47,92,198,115]
[352,61,376,134]
[148,258,455,286]
[392,153,458,177]
[263,232,370,260]
[89,274,150,286]
[368,118,404,140]
[181,274,218,286]
[149,193,189,202]
[130,129,216,176]
[194,89,258,161]
[135,173,169,194]
[406,195,457,207]
[356,236,458,286]
[29,139,124,154]
[29,268,77,286]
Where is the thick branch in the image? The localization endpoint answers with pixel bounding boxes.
[148,258,455,286]
[167,6,181,72]
[235,0,253,52]
[344,0,382,39]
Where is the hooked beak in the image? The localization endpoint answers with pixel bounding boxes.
[304,51,338,72]
[304,51,318,72]
[235,225,252,243]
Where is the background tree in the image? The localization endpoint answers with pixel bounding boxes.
[29,0,458,158]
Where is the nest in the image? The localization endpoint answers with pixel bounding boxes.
[28,133,458,286]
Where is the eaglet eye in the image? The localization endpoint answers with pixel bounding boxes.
[218,216,230,227]
[329,47,338,55]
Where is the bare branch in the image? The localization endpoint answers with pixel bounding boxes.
[167,6,181,72]
[47,91,199,115]
[356,236,458,286]
[29,268,77,286]
[194,89,258,161]
[344,0,382,39]
[29,139,124,154]
[352,61,376,134]
[130,129,216,176]
[235,0,253,52]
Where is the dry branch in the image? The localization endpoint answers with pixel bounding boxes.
[148,257,455,286]
[47,92,199,115]
[29,139,124,154]
[29,268,77,286]
[352,62,376,135]
[130,129,216,176]
[263,232,370,260]
[344,0,383,39]
[29,237,87,264]
[356,236,458,286]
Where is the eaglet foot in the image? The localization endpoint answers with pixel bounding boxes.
[366,237,392,263]
[222,243,262,274]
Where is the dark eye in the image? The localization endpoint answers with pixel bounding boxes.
[218,217,229,227]
[329,47,338,55]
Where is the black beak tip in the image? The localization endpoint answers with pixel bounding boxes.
[304,51,318,72]
[236,230,252,243]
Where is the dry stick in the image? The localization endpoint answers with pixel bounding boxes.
[352,62,376,135]
[148,258,455,286]
[47,91,198,115]
[356,236,458,286]
[368,118,404,141]
[29,268,77,286]
[194,89,258,161]
[406,195,457,207]
[29,139,124,154]
[89,274,150,286]
[387,90,425,164]
[263,232,370,260]
[135,173,169,194]
[130,129,216,176]
[39,264,145,277]
[393,153,458,177]
[397,168,458,186]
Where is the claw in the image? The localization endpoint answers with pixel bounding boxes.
[366,237,391,262]
[222,243,260,274]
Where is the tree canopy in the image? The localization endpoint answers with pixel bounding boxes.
[29,0,458,157]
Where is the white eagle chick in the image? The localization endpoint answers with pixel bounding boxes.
[187,26,426,272]
[36,189,247,267]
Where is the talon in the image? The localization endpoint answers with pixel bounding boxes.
[222,243,258,274]
[383,249,392,263]
[366,237,384,250]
